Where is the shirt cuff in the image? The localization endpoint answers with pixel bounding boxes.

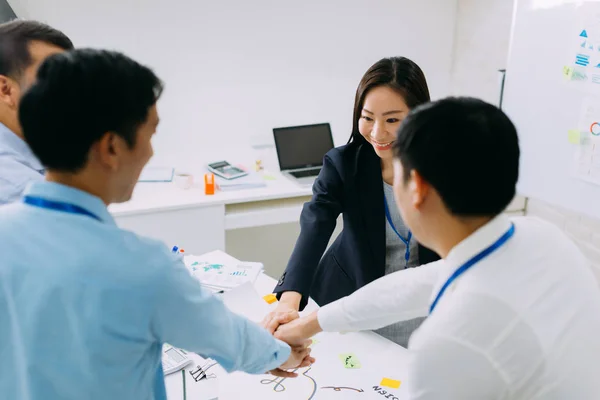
[317,298,352,332]
[262,339,291,372]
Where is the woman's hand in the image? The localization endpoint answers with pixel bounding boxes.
[261,292,302,334]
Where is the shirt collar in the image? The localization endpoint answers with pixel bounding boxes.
[0,122,44,173]
[23,181,116,225]
[445,214,513,270]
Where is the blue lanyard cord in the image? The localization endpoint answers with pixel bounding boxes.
[429,223,515,314]
[22,195,102,222]
[383,196,412,262]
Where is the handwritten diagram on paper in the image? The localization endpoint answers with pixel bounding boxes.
[572,97,600,185]
[564,12,600,92]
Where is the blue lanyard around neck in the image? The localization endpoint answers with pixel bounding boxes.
[429,223,515,314]
[23,195,102,222]
[383,196,412,262]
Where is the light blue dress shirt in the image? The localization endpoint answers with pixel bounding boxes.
[0,181,291,400]
[0,123,44,205]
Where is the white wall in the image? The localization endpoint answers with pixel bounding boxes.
[10,0,458,172]
[448,0,514,104]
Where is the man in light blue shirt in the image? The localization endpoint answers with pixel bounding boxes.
[0,20,73,204]
[0,49,313,399]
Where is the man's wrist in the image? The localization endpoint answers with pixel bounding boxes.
[304,311,323,338]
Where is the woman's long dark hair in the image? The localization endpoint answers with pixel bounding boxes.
[348,57,430,144]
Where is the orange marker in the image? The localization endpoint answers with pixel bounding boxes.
[204,173,215,195]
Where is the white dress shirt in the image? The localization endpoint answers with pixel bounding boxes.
[318,215,600,399]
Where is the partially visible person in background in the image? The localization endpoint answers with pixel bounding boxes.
[0,19,73,205]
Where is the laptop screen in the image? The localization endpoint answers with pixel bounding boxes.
[273,123,334,171]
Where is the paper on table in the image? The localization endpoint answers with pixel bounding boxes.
[184,250,264,291]
[220,282,271,323]
[138,166,174,182]
[164,352,220,400]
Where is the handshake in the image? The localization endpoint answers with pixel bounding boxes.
[260,292,322,377]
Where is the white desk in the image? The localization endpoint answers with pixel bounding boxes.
[165,271,411,400]
[108,170,527,257]
[108,171,312,255]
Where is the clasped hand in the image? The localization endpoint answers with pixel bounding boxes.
[261,302,316,377]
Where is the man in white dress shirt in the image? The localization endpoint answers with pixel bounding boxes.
[273,97,600,399]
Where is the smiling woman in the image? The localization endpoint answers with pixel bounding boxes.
[264,57,440,349]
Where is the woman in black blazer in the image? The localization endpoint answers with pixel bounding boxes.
[266,57,440,347]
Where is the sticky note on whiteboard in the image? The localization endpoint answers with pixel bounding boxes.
[568,129,581,144]
[563,65,574,80]
[380,377,401,389]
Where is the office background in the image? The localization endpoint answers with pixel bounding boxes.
[5,0,600,281]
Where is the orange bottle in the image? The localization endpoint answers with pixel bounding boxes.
[204,173,215,195]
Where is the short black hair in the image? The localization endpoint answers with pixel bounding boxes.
[393,97,520,217]
[19,49,163,172]
[0,19,73,79]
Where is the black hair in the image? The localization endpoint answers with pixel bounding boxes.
[19,49,163,172]
[393,97,520,217]
[349,57,430,144]
[0,19,73,79]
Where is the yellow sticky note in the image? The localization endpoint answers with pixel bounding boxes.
[380,378,401,389]
[563,65,574,80]
[263,294,277,304]
[568,129,581,144]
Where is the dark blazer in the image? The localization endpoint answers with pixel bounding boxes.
[274,141,440,310]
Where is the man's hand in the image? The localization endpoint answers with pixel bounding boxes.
[268,341,315,377]
[261,292,302,334]
[274,311,322,347]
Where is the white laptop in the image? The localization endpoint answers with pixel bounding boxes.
[273,123,334,186]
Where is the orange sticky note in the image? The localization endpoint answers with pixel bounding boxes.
[263,294,277,304]
[380,378,401,389]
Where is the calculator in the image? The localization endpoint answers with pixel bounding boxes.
[207,160,248,180]
[162,344,193,375]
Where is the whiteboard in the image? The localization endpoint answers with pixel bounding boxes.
[503,0,600,219]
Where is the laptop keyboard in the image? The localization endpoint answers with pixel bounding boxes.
[290,169,320,178]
